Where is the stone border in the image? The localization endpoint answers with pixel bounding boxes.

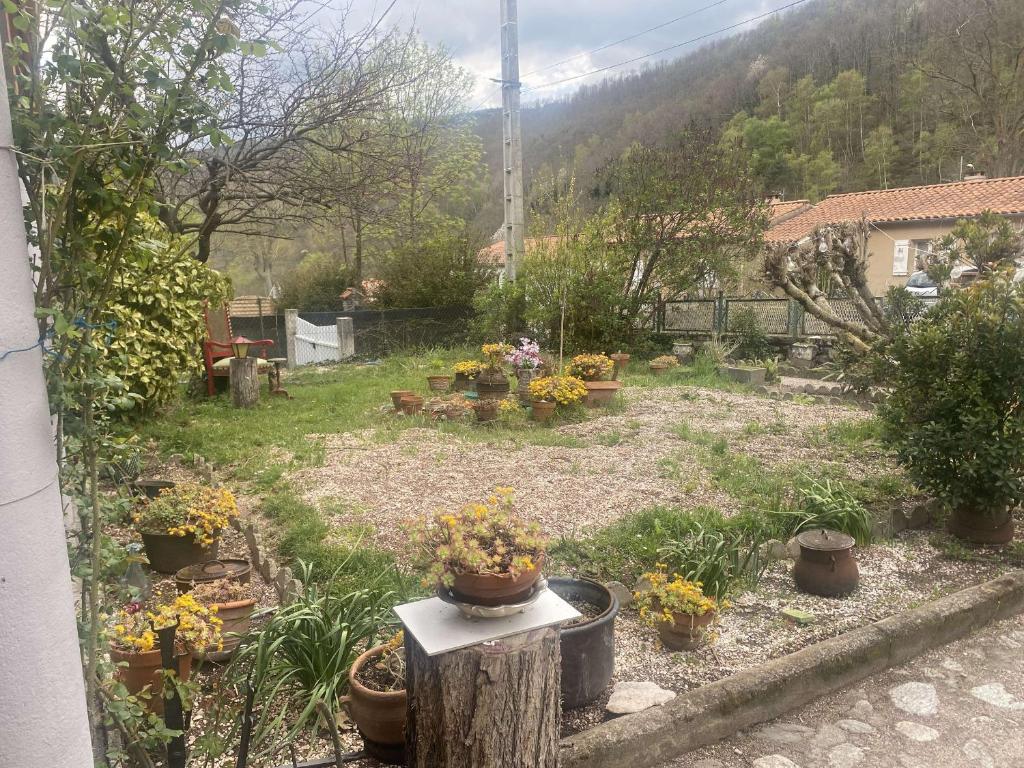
[559,570,1024,768]
[229,515,302,604]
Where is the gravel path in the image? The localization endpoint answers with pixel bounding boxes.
[288,386,882,554]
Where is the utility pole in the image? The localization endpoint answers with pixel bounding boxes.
[499,0,525,282]
[0,48,94,767]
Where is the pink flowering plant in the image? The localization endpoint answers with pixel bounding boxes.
[505,337,543,370]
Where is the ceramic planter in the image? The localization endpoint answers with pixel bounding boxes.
[110,645,192,714]
[792,528,859,597]
[390,390,415,410]
[549,578,619,709]
[530,400,556,422]
[399,395,424,416]
[475,370,510,400]
[452,373,476,392]
[948,506,1014,545]
[609,353,631,377]
[141,532,219,574]
[516,367,542,404]
[671,342,695,364]
[649,363,669,376]
[582,379,622,407]
[654,608,716,651]
[426,375,451,392]
[195,598,255,662]
[343,645,407,765]
[451,559,543,607]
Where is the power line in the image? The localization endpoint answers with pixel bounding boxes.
[524,0,810,93]
[520,0,732,78]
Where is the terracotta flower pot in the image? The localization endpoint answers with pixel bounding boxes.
[530,400,556,422]
[110,645,192,714]
[451,558,543,607]
[390,390,415,410]
[609,353,631,378]
[654,609,716,651]
[474,400,499,422]
[582,379,622,407]
[649,363,669,376]
[342,645,407,765]
[140,531,219,574]
[426,375,451,392]
[399,395,424,416]
[948,506,1015,545]
[195,598,256,662]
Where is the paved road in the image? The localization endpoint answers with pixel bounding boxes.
[663,612,1024,768]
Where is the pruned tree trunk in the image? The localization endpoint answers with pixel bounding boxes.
[229,357,260,408]
[406,628,560,768]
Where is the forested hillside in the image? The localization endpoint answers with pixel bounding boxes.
[473,0,1023,231]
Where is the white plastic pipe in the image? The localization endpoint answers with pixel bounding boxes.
[0,49,95,766]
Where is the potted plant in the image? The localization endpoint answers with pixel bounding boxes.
[476,343,513,400]
[634,566,720,651]
[567,353,621,407]
[452,360,482,392]
[473,399,499,422]
[881,275,1024,544]
[506,337,544,403]
[342,630,407,765]
[107,594,222,713]
[190,578,256,661]
[412,487,548,606]
[527,374,587,422]
[649,355,679,375]
[133,483,239,573]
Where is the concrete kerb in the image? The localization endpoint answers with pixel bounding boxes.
[559,570,1024,768]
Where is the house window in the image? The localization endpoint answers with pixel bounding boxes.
[892,240,910,276]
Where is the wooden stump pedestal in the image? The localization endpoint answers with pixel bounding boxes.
[229,356,260,408]
[406,627,561,768]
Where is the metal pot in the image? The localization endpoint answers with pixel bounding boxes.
[792,528,859,597]
[549,578,619,709]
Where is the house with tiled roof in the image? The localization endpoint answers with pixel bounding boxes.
[764,175,1024,295]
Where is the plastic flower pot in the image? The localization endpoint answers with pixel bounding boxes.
[194,598,256,662]
[582,380,622,407]
[110,645,192,715]
[390,390,415,410]
[426,375,451,392]
[530,400,556,422]
[341,645,407,765]
[141,532,219,574]
[549,577,619,709]
[450,558,543,607]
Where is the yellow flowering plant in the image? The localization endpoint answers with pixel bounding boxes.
[132,483,238,546]
[453,360,483,378]
[528,375,587,406]
[567,353,615,381]
[108,594,223,654]
[634,565,719,627]
[651,354,680,368]
[411,488,548,587]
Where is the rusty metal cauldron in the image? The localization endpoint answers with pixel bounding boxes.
[792,528,859,597]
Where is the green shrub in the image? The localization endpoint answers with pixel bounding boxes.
[881,274,1024,516]
[376,232,489,309]
[773,476,874,544]
[277,252,353,311]
[730,306,772,359]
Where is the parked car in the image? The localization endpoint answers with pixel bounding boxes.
[905,271,939,297]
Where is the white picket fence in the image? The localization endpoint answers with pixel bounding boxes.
[284,310,354,368]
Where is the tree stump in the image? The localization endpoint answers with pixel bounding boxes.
[406,628,560,768]
[229,357,260,408]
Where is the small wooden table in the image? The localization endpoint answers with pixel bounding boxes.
[267,357,290,398]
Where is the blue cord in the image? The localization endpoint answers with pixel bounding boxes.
[0,316,117,363]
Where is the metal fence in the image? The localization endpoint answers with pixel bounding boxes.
[660,296,938,338]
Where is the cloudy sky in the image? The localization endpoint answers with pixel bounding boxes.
[343,0,785,108]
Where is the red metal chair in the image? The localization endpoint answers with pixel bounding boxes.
[202,303,274,396]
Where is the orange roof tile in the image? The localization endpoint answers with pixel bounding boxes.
[765,177,1024,244]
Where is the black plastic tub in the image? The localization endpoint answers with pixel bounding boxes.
[550,577,619,709]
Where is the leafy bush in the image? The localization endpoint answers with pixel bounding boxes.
[657,521,770,601]
[471,278,527,343]
[277,253,353,311]
[90,229,228,410]
[730,306,772,359]
[376,232,489,309]
[881,274,1024,516]
[773,476,874,544]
